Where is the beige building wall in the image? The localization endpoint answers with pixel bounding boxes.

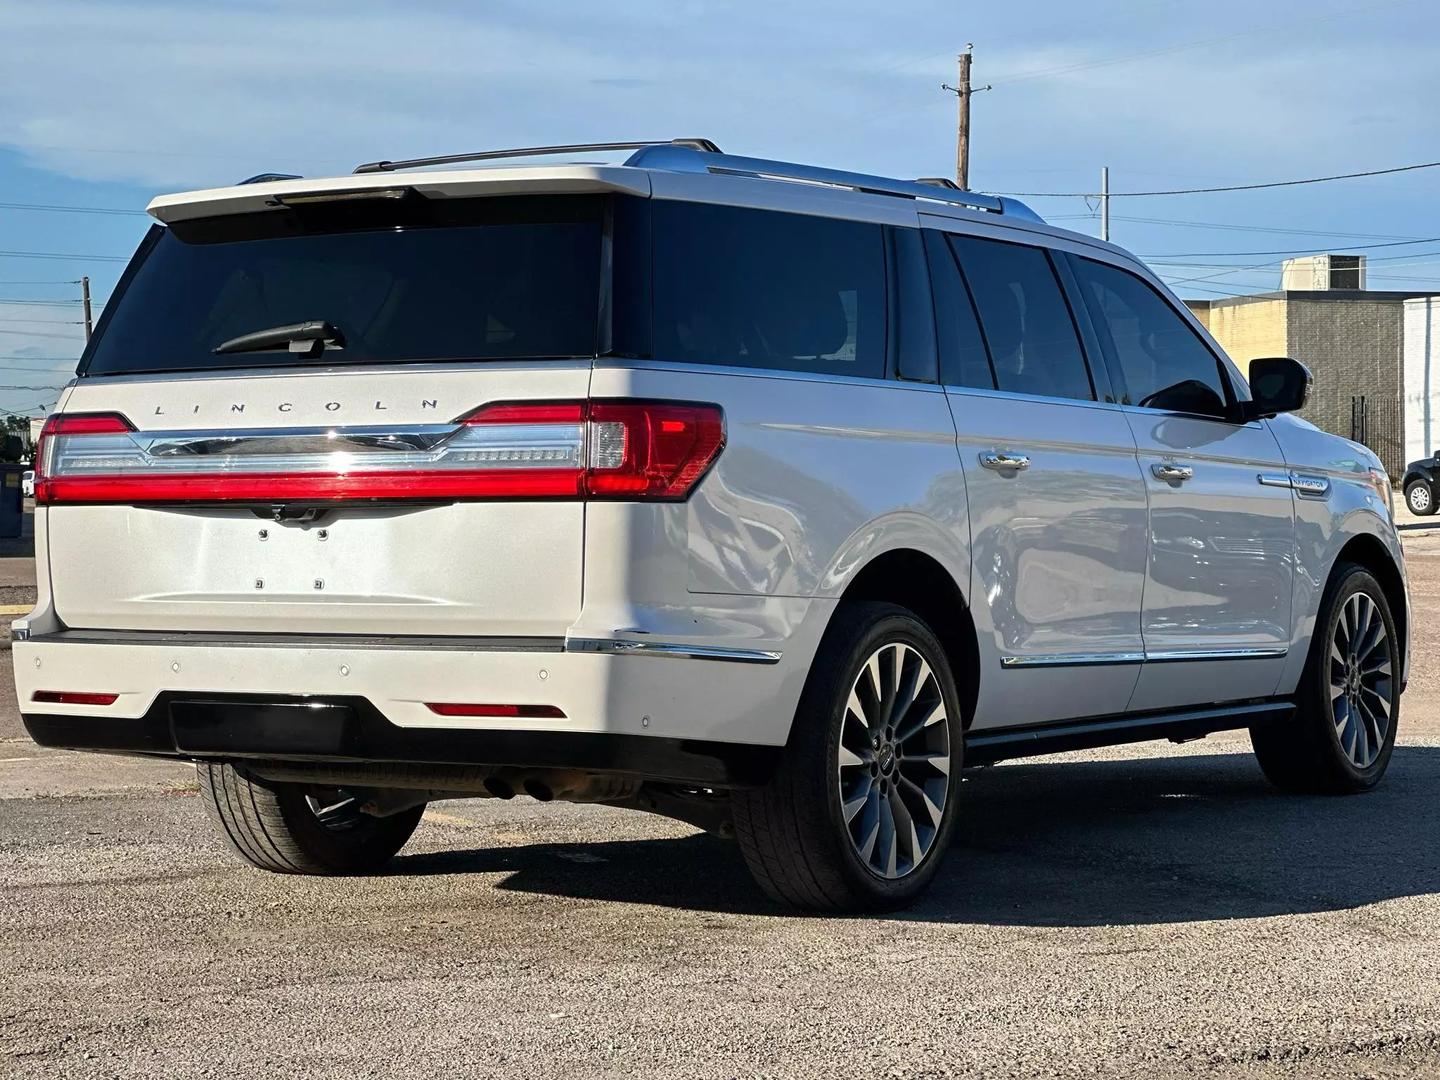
[1201,298,1289,366]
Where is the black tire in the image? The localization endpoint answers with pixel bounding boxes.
[197,763,425,874]
[732,601,964,912]
[1406,480,1435,516]
[1251,563,1400,794]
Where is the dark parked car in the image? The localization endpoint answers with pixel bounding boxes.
[1402,455,1440,515]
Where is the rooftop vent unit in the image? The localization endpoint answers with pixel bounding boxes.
[1282,254,1367,292]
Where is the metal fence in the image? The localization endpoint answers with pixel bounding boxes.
[1302,392,1406,478]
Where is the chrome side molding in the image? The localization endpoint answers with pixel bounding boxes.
[1002,646,1287,668]
[565,638,783,664]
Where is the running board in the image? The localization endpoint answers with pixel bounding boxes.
[964,700,1293,766]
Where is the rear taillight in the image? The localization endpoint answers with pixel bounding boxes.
[33,401,724,505]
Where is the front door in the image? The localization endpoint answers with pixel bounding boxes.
[1066,254,1296,711]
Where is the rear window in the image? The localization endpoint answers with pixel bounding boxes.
[82,195,605,376]
[650,201,886,379]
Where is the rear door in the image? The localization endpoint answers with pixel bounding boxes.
[1066,254,1295,710]
[41,193,614,637]
[925,223,1149,727]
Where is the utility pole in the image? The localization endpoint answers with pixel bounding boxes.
[942,45,990,190]
[1100,167,1110,242]
[81,276,93,341]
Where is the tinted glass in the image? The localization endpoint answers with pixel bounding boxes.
[923,230,994,389]
[947,235,1093,401]
[1075,258,1229,415]
[893,228,938,382]
[84,196,604,376]
[652,201,885,378]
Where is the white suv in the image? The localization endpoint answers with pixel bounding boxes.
[16,140,1409,911]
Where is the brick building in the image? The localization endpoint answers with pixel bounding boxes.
[1185,278,1440,477]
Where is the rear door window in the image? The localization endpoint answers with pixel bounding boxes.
[83,195,606,376]
[1072,257,1232,416]
[947,235,1094,402]
[651,201,886,379]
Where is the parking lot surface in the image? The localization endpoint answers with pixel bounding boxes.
[4,529,1440,1078]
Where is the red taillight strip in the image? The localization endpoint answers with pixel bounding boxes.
[34,400,725,505]
[32,690,119,706]
[41,469,586,504]
[425,703,567,718]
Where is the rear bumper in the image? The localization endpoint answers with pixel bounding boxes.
[22,692,778,787]
[13,626,820,786]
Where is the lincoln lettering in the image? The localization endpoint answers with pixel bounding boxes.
[150,399,440,417]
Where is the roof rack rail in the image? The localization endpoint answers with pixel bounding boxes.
[625,145,1041,220]
[353,138,722,175]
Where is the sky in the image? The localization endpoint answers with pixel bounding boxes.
[0,0,1437,415]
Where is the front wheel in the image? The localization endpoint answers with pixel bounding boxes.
[1251,564,1399,794]
[732,601,964,911]
[1406,480,1435,516]
[197,763,425,874]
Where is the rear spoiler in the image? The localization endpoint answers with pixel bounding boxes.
[146,166,653,225]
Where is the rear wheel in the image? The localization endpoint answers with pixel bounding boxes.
[1406,480,1434,515]
[732,601,963,911]
[197,763,425,874]
[1251,564,1399,794]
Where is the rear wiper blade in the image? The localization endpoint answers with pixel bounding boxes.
[213,320,346,358]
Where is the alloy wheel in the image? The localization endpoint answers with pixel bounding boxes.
[305,788,365,832]
[1410,484,1431,513]
[1329,591,1394,769]
[836,642,951,879]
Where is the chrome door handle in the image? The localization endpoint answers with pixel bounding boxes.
[1151,462,1194,483]
[980,451,1030,472]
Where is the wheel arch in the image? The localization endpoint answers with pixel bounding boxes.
[1332,532,1408,673]
[832,548,980,728]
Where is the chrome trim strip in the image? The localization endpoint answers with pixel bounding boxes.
[1258,471,1331,497]
[1002,647,1287,668]
[1000,652,1145,668]
[565,638,782,664]
[1144,647,1288,662]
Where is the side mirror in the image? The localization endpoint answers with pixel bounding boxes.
[1241,357,1311,421]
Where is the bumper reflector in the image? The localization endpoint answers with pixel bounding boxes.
[425,702,566,719]
[32,690,119,706]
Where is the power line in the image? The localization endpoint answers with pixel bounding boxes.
[0,316,85,326]
[0,279,82,286]
[0,298,82,307]
[0,250,129,263]
[1138,235,1440,259]
[991,158,1440,198]
[0,329,83,340]
[1109,215,1422,242]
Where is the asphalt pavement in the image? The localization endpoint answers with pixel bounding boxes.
[4,526,1440,1078]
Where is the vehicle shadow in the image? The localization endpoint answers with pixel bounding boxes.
[393,744,1440,925]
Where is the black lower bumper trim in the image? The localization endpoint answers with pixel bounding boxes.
[22,692,780,788]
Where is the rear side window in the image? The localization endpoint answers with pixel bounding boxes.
[1073,257,1230,416]
[923,230,994,389]
[84,195,605,376]
[651,201,886,379]
[947,235,1094,402]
